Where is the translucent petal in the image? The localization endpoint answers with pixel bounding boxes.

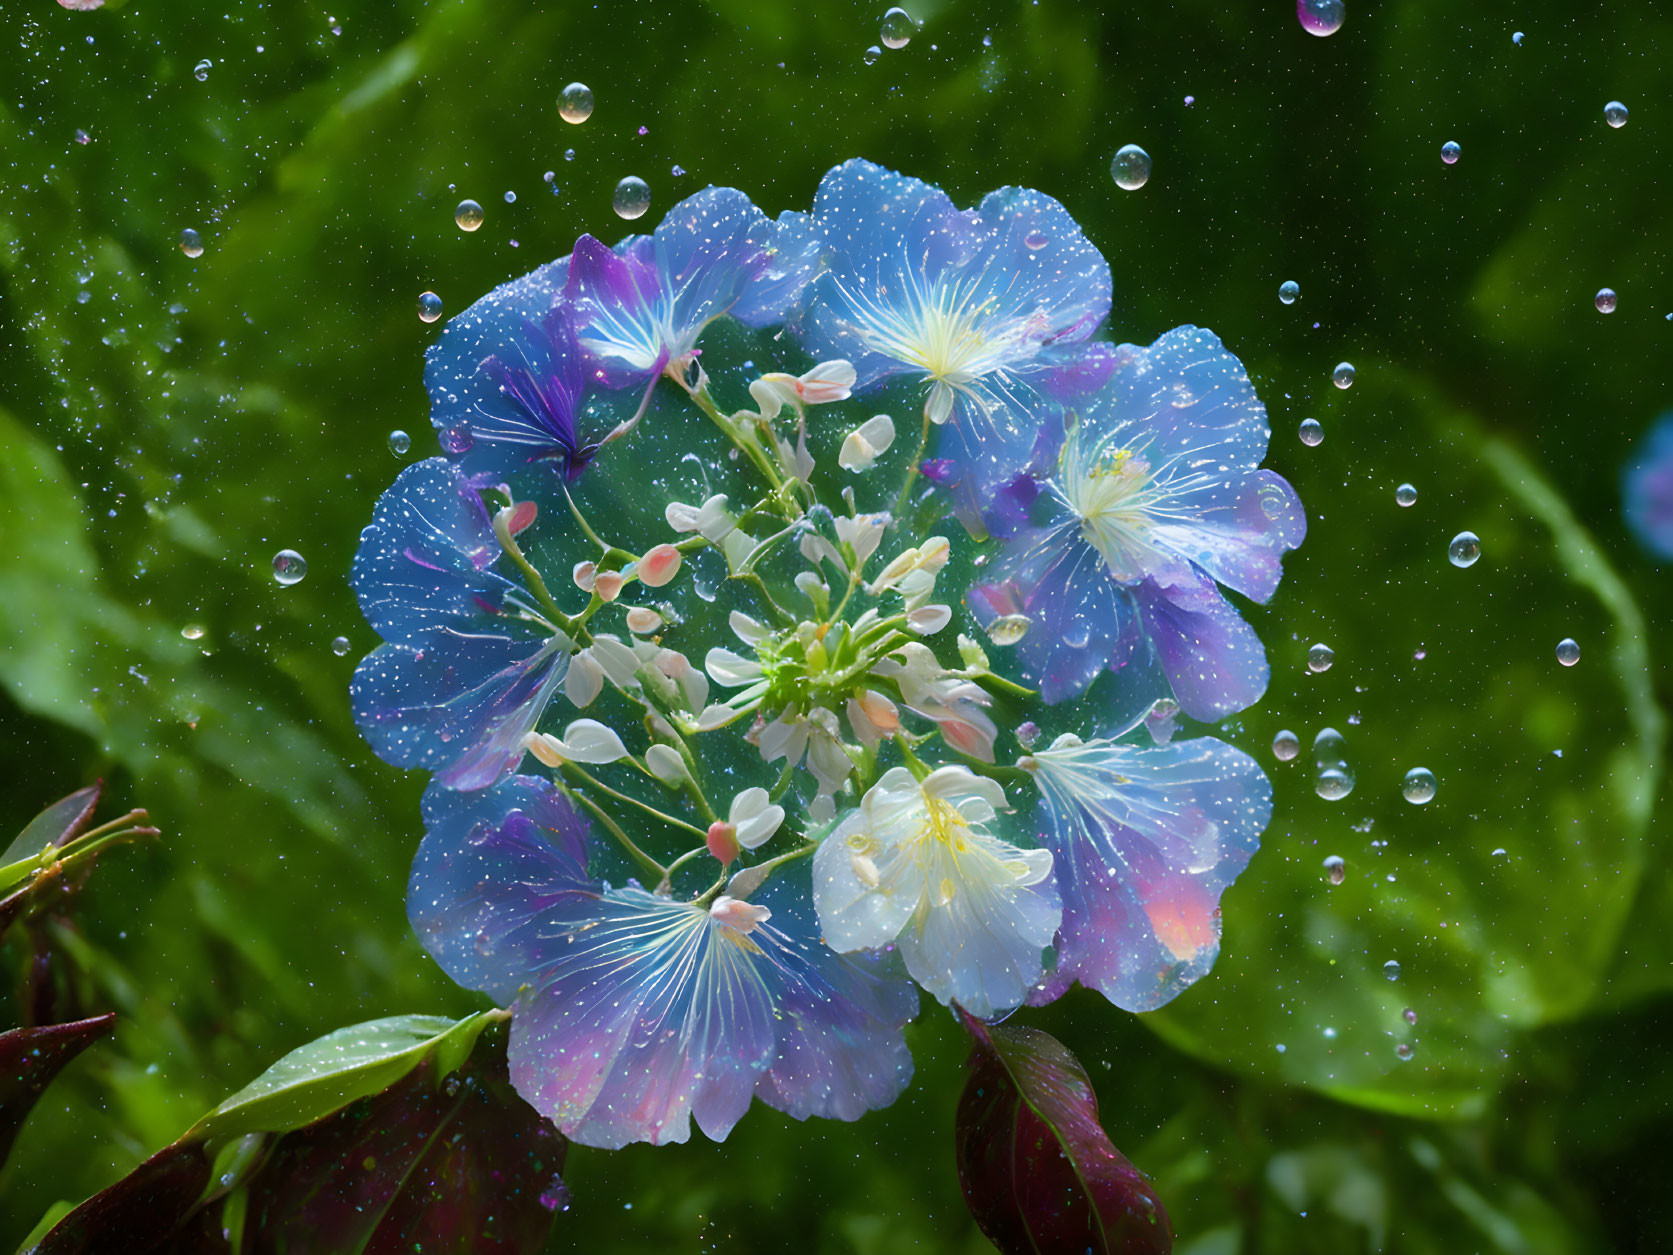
[1133,577,1270,720]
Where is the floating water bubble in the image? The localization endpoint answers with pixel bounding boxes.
[179,228,204,258]
[1396,482,1417,507]
[1512,30,1524,45]
[564,148,576,161]
[1314,726,1347,765]
[1272,729,1301,761]
[1556,637,1580,666]
[1109,144,1151,191]
[1279,280,1300,305]
[193,59,212,82]
[454,199,484,232]
[331,636,351,657]
[1394,1043,1414,1061]
[613,176,652,220]
[1383,960,1402,981]
[1307,642,1335,673]
[1296,0,1345,37]
[1332,361,1355,389]
[181,624,206,641]
[503,190,516,204]
[1448,530,1480,568]
[543,171,556,185]
[272,549,308,586]
[1323,855,1346,885]
[1604,100,1629,129]
[559,82,594,124]
[879,7,919,50]
[1403,1007,1418,1025]
[1595,287,1617,314]
[1298,418,1324,446]
[1316,768,1355,800]
[862,45,882,65]
[388,429,411,457]
[417,291,443,323]
[1441,140,1460,164]
[1401,767,1437,804]
[671,164,686,177]
[1015,721,1040,750]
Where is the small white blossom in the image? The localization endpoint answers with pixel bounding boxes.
[665,500,703,533]
[705,647,764,689]
[524,719,630,766]
[833,512,890,571]
[645,743,688,784]
[906,604,952,636]
[838,414,897,472]
[696,493,736,543]
[729,787,786,851]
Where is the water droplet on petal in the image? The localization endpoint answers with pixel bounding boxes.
[559,82,594,124]
[1595,287,1618,313]
[1604,100,1629,129]
[1109,144,1151,191]
[613,176,651,220]
[1556,637,1580,666]
[1441,140,1461,164]
[439,424,474,454]
[193,59,212,81]
[417,291,443,323]
[1323,854,1346,884]
[181,623,205,641]
[388,429,411,457]
[331,635,351,657]
[179,228,204,258]
[1272,729,1300,761]
[1296,0,1345,37]
[1279,280,1300,305]
[1448,530,1480,568]
[1307,642,1335,673]
[1401,767,1436,804]
[984,614,1031,646]
[454,199,484,232]
[1396,482,1417,507]
[272,549,308,585]
[880,7,919,50]
[1383,959,1402,981]
[1332,361,1355,389]
[1298,418,1324,447]
[1024,230,1048,250]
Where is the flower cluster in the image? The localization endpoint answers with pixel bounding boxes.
[352,160,1303,1148]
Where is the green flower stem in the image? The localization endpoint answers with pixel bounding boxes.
[562,787,668,881]
[561,486,611,554]
[0,816,160,898]
[890,407,935,520]
[965,668,1037,700]
[677,375,787,497]
[898,740,932,782]
[734,570,797,625]
[495,528,579,637]
[560,762,709,841]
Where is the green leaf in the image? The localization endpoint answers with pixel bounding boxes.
[0,784,101,867]
[189,1012,498,1144]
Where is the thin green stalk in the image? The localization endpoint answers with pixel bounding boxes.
[561,762,708,840]
[564,788,667,881]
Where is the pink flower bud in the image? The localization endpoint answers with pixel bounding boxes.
[625,607,662,634]
[593,570,626,602]
[495,499,538,537]
[706,820,740,865]
[571,560,597,592]
[638,543,683,587]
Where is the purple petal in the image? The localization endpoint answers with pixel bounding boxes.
[464,304,596,480]
[1030,736,1270,1012]
[1623,411,1673,559]
[1133,576,1269,720]
[564,234,670,389]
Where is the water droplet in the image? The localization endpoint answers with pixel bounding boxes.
[1402,1007,1418,1025]
[1332,361,1355,389]
[564,148,576,161]
[454,199,484,232]
[1604,100,1628,129]
[388,429,412,457]
[1316,768,1354,800]
[1448,530,1480,568]
[862,45,882,65]
[1272,729,1300,761]
[272,549,308,586]
[1109,144,1151,191]
[179,228,204,258]
[1396,482,1417,507]
[1441,140,1461,164]
[503,190,516,204]
[1279,280,1300,305]
[613,176,652,220]
[1307,642,1335,673]
[1298,418,1324,447]
[1595,287,1618,314]
[1394,1042,1414,1061]
[1015,721,1040,749]
[1556,637,1580,667]
[1323,854,1346,885]
[559,82,595,124]
[880,7,919,50]
[1383,959,1402,981]
[1401,767,1437,804]
[1024,231,1049,250]
[331,635,351,657]
[1314,726,1347,765]
[181,623,206,641]
[1296,0,1345,37]
[984,614,1031,646]
[417,291,443,323]
[1512,30,1524,45]
[671,164,686,178]
[193,59,212,82]
[439,424,474,454]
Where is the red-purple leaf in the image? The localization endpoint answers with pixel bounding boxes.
[2,783,102,863]
[32,1138,213,1255]
[243,1032,566,1255]
[0,1013,115,1166]
[954,1011,1172,1255]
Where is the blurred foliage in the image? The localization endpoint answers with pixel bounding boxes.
[1,0,1670,1251]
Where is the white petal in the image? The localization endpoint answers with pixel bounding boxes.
[694,703,734,730]
[722,529,758,570]
[906,604,952,635]
[728,610,769,645]
[696,493,735,542]
[646,743,687,783]
[564,651,603,708]
[705,647,764,688]
[730,786,772,823]
[589,635,642,687]
[734,803,785,850]
[838,430,878,472]
[559,719,629,764]
[856,413,895,451]
[664,501,702,533]
[625,607,662,634]
[926,382,956,426]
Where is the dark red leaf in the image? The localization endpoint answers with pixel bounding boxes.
[954,1011,1172,1255]
[0,1013,115,1166]
[33,1139,213,1255]
[244,1032,566,1255]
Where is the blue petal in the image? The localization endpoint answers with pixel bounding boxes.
[460,304,597,481]
[1623,411,1673,560]
[731,209,825,327]
[1133,575,1270,720]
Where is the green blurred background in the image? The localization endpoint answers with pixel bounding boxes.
[2,0,1670,1250]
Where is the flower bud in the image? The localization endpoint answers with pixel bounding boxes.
[638,543,683,587]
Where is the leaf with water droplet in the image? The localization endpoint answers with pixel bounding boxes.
[954,1011,1172,1255]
